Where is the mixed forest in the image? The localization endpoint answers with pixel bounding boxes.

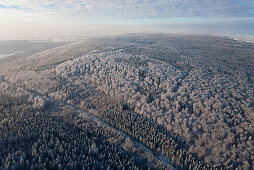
[0,34,253,169]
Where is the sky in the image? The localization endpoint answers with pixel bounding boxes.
[0,0,254,40]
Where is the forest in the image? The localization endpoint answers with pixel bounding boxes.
[0,34,253,169]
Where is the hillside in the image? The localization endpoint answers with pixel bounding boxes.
[0,34,253,169]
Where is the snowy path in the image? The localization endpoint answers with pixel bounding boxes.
[2,77,174,169]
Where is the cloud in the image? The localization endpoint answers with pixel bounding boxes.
[0,0,253,40]
[0,0,253,19]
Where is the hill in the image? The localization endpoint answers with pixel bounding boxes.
[0,34,253,169]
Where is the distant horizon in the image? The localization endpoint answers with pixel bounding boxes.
[1,0,254,40]
[0,32,254,44]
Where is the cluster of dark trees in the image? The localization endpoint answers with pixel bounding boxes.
[0,93,166,169]
[99,103,233,170]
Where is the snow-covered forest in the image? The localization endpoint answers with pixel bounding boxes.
[0,34,253,169]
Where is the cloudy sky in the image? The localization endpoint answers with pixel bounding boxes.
[0,0,254,40]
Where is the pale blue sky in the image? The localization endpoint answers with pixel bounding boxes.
[0,0,253,40]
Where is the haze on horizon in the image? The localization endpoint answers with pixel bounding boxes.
[0,0,254,40]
